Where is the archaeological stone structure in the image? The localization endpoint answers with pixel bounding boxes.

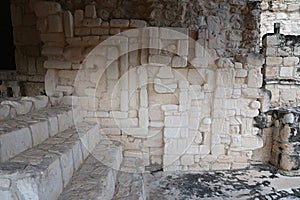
[0,0,299,199]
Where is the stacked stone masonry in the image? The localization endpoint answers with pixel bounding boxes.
[263,34,300,107]
[261,0,300,36]
[31,0,265,172]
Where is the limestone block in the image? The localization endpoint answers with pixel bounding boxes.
[48,116,59,137]
[137,66,147,87]
[122,128,148,138]
[30,120,49,146]
[0,105,10,120]
[110,111,128,119]
[21,96,49,110]
[130,19,147,28]
[154,79,177,94]
[48,15,63,32]
[63,11,74,37]
[178,80,189,89]
[56,86,74,96]
[211,162,231,170]
[83,18,102,27]
[160,28,188,40]
[149,55,172,66]
[161,104,178,112]
[120,90,129,112]
[245,53,264,66]
[110,19,130,28]
[74,10,84,27]
[75,28,91,36]
[280,67,294,77]
[211,144,225,156]
[216,58,234,68]
[172,56,187,68]
[34,1,62,18]
[1,100,32,115]
[262,35,282,47]
[106,61,119,80]
[247,69,263,88]
[165,115,188,127]
[157,66,174,79]
[235,69,248,78]
[85,5,97,18]
[283,57,299,67]
[164,128,181,138]
[149,121,164,128]
[140,87,148,108]
[241,135,263,150]
[178,40,189,56]
[139,108,149,128]
[0,127,32,162]
[181,155,194,165]
[91,27,109,35]
[265,57,282,66]
[44,60,72,70]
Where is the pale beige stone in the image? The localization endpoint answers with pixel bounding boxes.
[283,57,299,66]
[63,11,74,37]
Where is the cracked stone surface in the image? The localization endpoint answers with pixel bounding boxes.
[114,164,300,200]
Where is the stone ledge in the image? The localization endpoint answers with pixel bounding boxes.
[0,121,101,200]
[58,139,123,200]
[0,106,77,162]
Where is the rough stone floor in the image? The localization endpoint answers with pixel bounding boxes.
[113,162,300,200]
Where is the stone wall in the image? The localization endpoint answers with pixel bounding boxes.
[10,0,46,96]
[262,34,300,107]
[34,0,264,172]
[261,0,300,36]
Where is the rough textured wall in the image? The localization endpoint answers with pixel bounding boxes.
[35,0,264,172]
[261,0,300,36]
[263,34,300,107]
[10,0,46,96]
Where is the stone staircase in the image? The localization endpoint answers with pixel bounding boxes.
[0,97,124,200]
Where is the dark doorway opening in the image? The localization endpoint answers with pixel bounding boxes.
[0,0,16,70]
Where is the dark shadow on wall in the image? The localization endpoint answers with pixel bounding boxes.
[0,0,16,70]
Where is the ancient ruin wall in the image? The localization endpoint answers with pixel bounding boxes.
[36,0,263,172]
[261,0,300,36]
[10,0,46,96]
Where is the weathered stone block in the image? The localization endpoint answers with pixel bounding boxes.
[172,56,187,68]
[110,19,130,28]
[63,11,74,37]
[283,57,299,67]
[34,1,62,18]
[130,19,147,28]
[0,127,32,162]
[48,14,63,32]
[85,5,97,18]
[83,18,102,27]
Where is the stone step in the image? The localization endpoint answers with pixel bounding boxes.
[0,105,80,163]
[0,96,50,120]
[113,157,146,200]
[59,139,123,200]
[0,121,102,200]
